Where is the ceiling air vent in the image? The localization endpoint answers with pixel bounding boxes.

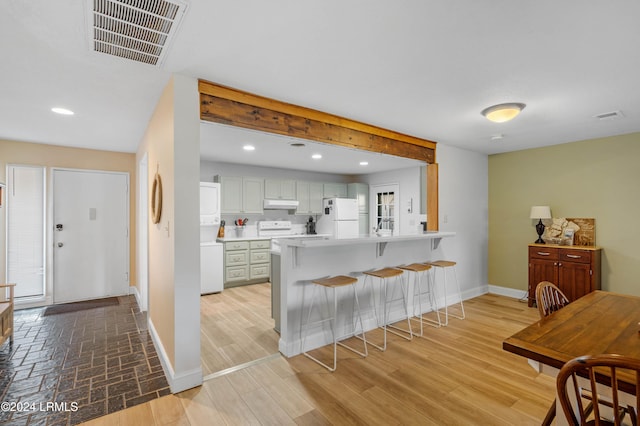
[88,0,187,66]
[594,110,624,121]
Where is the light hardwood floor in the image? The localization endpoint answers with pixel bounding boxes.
[200,283,279,376]
[82,292,556,425]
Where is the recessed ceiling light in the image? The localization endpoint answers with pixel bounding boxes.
[359,161,369,166]
[243,145,255,151]
[51,107,74,115]
[311,154,322,159]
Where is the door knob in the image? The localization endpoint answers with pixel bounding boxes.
[57,242,64,247]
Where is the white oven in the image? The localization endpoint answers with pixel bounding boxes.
[258,220,325,254]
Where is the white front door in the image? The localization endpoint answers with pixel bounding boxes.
[53,169,129,304]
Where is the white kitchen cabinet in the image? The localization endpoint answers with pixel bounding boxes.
[220,176,264,214]
[264,179,296,200]
[348,183,369,214]
[242,177,264,213]
[223,239,270,287]
[323,182,348,198]
[296,181,324,215]
[359,213,370,235]
[348,183,369,235]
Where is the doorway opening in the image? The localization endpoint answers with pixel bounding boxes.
[138,154,149,312]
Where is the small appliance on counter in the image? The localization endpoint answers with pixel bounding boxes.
[316,198,359,238]
[305,216,316,235]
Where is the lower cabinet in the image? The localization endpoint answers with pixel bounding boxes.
[527,244,601,307]
[224,239,271,287]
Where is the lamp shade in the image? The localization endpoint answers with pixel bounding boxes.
[530,205,551,219]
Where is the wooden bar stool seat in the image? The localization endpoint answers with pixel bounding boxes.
[397,263,441,336]
[427,260,465,325]
[301,275,367,372]
[362,267,412,351]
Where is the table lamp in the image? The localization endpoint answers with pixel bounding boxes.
[530,206,552,244]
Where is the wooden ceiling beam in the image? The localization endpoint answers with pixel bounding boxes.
[198,80,437,164]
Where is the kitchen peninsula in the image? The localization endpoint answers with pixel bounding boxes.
[272,231,455,357]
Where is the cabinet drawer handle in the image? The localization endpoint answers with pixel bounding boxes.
[566,254,582,259]
[537,252,551,256]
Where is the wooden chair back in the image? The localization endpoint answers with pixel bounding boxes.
[536,281,570,318]
[0,284,16,348]
[557,354,640,426]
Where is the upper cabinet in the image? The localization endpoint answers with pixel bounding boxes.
[264,179,296,200]
[348,183,369,214]
[296,181,324,215]
[323,183,348,198]
[220,176,264,214]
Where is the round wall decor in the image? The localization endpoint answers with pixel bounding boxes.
[151,172,163,224]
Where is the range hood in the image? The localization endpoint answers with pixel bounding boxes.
[263,199,299,210]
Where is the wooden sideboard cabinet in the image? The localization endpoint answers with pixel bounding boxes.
[528,244,601,307]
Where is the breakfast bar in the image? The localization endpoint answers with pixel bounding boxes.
[273,231,455,357]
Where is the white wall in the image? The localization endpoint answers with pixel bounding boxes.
[435,144,489,298]
[136,74,202,393]
[359,166,423,235]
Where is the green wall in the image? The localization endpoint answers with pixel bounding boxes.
[489,132,640,296]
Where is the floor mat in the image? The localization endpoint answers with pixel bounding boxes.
[43,296,120,316]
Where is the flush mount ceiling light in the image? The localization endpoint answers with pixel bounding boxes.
[51,107,74,115]
[359,161,369,166]
[481,103,526,123]
[243,145,255,151]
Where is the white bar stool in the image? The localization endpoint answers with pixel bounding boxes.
[397,263,441,336]
[427,260,465,326]
[301,275,368,371]
[362,267,411,351]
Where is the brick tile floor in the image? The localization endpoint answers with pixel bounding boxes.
[0,296,170,425]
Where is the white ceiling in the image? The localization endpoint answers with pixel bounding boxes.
[2,1,640,174]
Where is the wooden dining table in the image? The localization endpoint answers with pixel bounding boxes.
[503,290,640,424]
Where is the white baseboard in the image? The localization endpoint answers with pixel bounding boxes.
[129,285,141,306]
[148,318,203,393]
[487,284,528,301]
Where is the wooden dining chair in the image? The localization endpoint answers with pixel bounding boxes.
[536,281,570,319]
[0,283,16,348]
[535,281,572,425]
[557,354,640,426]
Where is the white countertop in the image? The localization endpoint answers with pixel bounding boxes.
[277,231,455,248]
[216,236,271,242]
[216,234,330,242]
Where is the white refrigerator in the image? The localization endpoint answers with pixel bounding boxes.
[316,198,359,238]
